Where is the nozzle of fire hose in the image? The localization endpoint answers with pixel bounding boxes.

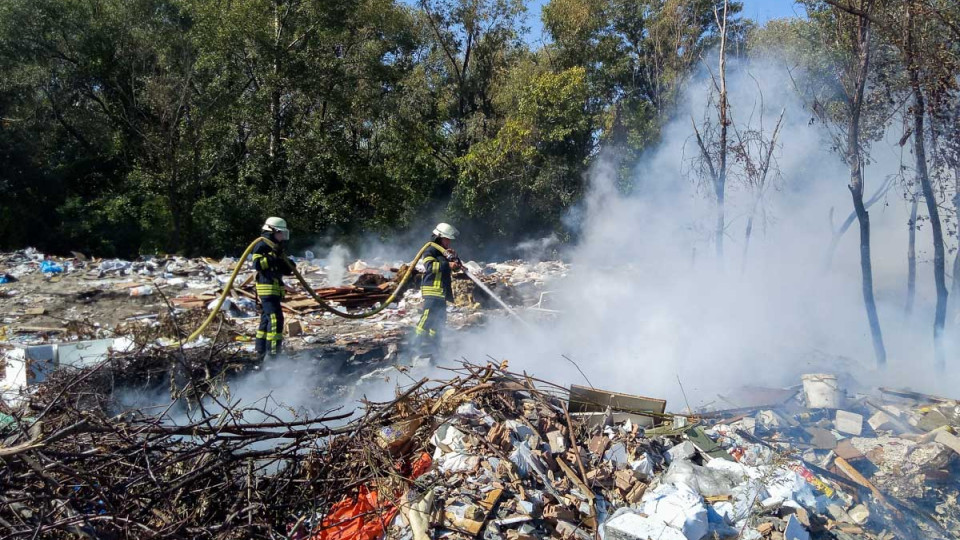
[441,248,462,270]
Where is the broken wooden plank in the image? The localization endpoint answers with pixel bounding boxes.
[568,384,666,418]
[878,387,956,404]
[833,456,900,518]
[556,457,595,501]
[15,326,66,334]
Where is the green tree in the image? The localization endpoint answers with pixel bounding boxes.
[455,62,591,237]
[543,0,745,181]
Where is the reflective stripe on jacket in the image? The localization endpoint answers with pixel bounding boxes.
[420,246,453,301]
[252,233,294,298]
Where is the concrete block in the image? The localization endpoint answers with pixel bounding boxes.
[935,430,960,456]
[848,503,870,525]
[284,319,303,336]
[868,410,897,432]
[834,410,863,436]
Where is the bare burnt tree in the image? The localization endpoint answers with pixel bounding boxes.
[691,0,732,262]
[809,0,888,367]
[727,78,785,274]
[826,0,958,368]
[903,0,949,369]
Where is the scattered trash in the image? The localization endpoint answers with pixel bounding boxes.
[1,247,958,540]
[40,260,63,274]
[801,373,843,409]
[129,285,155,296]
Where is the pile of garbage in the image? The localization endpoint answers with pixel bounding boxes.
[366,370,960,540]
[4,344,957,540]
[0,248,567,336]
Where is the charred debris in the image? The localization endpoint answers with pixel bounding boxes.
[2,248,960,540]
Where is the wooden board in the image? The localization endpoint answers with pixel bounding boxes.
[571,411,657,429]
[568,384,666,417]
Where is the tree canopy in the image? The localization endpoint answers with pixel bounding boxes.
[0,0,743,257]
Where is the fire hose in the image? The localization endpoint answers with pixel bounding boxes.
[180,236,527,344]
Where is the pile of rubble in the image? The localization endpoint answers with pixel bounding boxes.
[3,343,958,540]
[0,249,567,337]
[0,248,569,398]
[368,371,960,540]
[4,248,959,540]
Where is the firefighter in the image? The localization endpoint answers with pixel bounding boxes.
[253,217,294,360]
[414,223,461,359]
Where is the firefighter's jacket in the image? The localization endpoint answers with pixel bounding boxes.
[252,233,294,298]
[420,246,454,301]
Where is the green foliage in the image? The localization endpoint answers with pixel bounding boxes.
[455,63,589,236]
[0,0,737,256]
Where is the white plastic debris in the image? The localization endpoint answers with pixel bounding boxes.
[640,483,709,540]
[99,259,132,274]
[666,440,697,463]
[208,297,232,312]
[602,509,688,540]
[464,261,483,274]
[509,442,547,479]
[455,402,495,426]
[629,453,655,481]
[430,423,479,473]
[604,442,628,466]
[430,423,467,455]
[763,467,823,513]
[505,419,537,444]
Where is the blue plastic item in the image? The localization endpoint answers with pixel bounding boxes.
[40,260,64,274]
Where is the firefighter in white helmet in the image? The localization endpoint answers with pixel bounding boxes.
[414,223,461,360]
[252,217,294,360]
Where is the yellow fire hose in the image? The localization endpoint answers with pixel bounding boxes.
[180,237,451,344]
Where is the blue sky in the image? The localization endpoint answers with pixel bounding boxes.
[398,1,803,46]
[521,0,803,45]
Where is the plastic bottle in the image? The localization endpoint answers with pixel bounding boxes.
[129,285,155,297]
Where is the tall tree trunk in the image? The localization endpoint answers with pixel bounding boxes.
[954,170,960,314]
[850,174,886,366]
[269,0,284,192]
[715,0,729,261]
[953,181,960,314]
[907,3,948,370]
[905,191,918,315]
[848,12,887,367]
[741,197,759,275]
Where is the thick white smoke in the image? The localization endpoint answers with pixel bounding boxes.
[449,56,959,410]
[181,55,958,418]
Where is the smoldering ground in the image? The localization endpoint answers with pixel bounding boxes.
[449,56,959,410]
[145,56,959,420]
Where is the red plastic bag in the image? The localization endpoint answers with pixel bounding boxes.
[312,452,432,540]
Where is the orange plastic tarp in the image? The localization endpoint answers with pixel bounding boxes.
[312,452,432,540]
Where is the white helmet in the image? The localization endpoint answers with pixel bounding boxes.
[432,222,459,240]
[262,217,290,240]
